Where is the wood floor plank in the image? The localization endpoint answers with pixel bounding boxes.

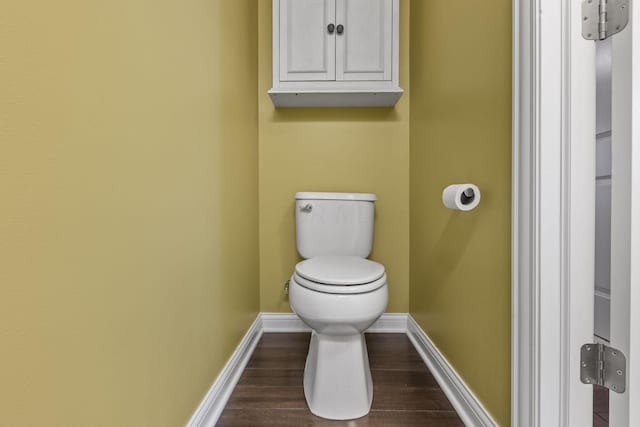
[237,367,439,389]
[365,333,418,350]
[593,385,609,421]
[257,332,311,348]
[232,377,448,410]
[365,333,427,371]
[237,368,305,387]
[593,412,608,427]
[218,409,464,427]
[367,355,427,371]
[371,386,456,411]
[245,347,309,370]
[370,368,439,388]
[227,383,453,412]
[225,386,307,410]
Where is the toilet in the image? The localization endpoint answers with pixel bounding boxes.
[288,192,389,420]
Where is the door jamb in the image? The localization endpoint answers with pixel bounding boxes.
[512,0,596,425]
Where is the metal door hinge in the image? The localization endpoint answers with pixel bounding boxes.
[582,0,629,40]
[580,343,626,393]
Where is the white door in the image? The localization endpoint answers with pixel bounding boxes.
[609,2,640,425]
[279,0,336,81]
[335,0,392,81]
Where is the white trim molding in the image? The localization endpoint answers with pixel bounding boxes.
[407,316,499,427]
[260,312,311,333]
[187,316,263,427]
[261,312,409,333]
[513,0,596,425]
[365,312,408,333]
[511,0,532,421]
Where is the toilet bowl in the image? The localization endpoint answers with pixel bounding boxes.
[289,256,388,420]
[291,192,388,420]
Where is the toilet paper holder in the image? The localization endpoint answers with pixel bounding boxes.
[460,188,476,205]
[442,184,481,211]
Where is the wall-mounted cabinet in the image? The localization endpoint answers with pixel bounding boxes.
[269,0,403,107]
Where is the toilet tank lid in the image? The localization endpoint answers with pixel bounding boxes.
[295,192,377,201]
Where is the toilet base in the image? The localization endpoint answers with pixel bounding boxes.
[303,331,373,420]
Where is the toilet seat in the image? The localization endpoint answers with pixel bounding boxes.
[293,256,386,294]
[295,256,385,285]
[292,272,387,294]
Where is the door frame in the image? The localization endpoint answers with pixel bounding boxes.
[512,0,596,425]
[610,4,640,423]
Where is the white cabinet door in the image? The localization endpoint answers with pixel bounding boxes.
[279,0,336,82]
[335,0,393,81]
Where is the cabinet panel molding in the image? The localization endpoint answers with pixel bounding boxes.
[336,0,392,81]
[279,0,336,81]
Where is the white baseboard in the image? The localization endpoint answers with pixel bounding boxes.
[406,316,498,427]
[261,312,408,333]
[365,312,408,332]
[261,312,310,332]
[186,316,263,427]
[188,312,497,427]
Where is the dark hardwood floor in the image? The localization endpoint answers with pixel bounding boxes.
[593,385,609,426]
[217,333,464,427]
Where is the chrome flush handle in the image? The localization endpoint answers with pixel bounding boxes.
[300,204,313,213]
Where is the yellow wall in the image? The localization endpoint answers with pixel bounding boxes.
[257,0,411,313]
[409,1,512,425]
[1,0,514,424]
[0,2,258,426]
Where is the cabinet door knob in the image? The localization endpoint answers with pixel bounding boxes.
[336,24,344,34]
[327,23,335,34]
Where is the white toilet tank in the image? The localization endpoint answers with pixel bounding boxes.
[295,192,376,259]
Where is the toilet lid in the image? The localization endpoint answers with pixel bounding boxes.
[295,256,385,285]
